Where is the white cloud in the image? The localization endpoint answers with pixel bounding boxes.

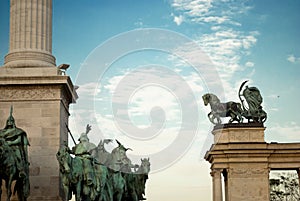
[95,66,208,143]
[77,82,101,99]
[211,26,221,31]
[287,54,300,64]
[245,61,254,67]
[266,122,300,143]
[68,108,96,144]
[169,0,259,94]
[171,0,250,26]
[195,16,229,24]
[128,84,181,126]
[174,15,184,25]
[172,0,212,18]
[197,29,258,81]
[103,72,129,94]
[268,108,279,112]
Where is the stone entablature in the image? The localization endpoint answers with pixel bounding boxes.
[0,76,77,103]
[205,124,300,201]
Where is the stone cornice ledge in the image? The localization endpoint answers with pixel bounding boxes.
[0,75,78,103]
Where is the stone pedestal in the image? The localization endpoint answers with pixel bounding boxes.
[0,72,77,201]
[205,123,300,201]
[212,123,265,144]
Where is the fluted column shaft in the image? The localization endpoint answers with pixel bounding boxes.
[4,0,56,67]
[297,169,300,194]
[211,169,223,201]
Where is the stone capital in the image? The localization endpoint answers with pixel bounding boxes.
[210,168,223,177]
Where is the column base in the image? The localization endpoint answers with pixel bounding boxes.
[4,50,56,67]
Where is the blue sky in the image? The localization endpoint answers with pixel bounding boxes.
[1,0,300,200]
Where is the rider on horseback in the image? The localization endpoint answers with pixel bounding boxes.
[0,106,30,199]
[0,106,30,179]
[71,124,96,186]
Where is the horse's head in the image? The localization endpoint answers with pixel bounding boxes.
[202,93,220,106]
[56,147,71,173]
[202,93,211,106]
[138,158,151,174]
[112,140,132,161]
[97,140,105,151]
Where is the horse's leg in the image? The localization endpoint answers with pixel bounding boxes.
[116,190,123,201]
[237,112,243,123]
[0,177,2,201]
[215,114,221,124]
[63,184,69,201]
[62,178,69,201]
[75,182,81,201]
[116,175,124,201]
[208,112,215,124]
[228,111,235,123]
[106,178,113,201]
[15,179,22,201]
[6,176,13,201]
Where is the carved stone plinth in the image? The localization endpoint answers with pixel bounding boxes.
[205,123,300,201]
[212,123,265,144]
[0,73,77,201]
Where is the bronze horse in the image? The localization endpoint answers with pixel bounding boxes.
[134,158,150,201]
[202,93,243,124]
[122,158,150,201]
[56,146,83,201]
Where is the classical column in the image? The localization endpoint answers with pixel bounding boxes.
[223,169,228,201]
[211,169,223,201]
[4,0,56,67]
[297,169,300,193]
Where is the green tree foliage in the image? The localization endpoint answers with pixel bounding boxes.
[270,171,299,201]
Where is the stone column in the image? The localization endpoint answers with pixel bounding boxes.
[211,169,223,201]
[223,169,228,201]
[297,169,300,193]
[4,0,56,67]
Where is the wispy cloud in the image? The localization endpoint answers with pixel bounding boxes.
[171,0,252,26]
[287,54,300,64]
[170,0,259,95]
[78,82,101,95]
[77,82,101,100]
[197,30,258,78]
[171,0,213,22]
[245,61,254,67]
[173,14,184,25]
[267,122,300,142]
